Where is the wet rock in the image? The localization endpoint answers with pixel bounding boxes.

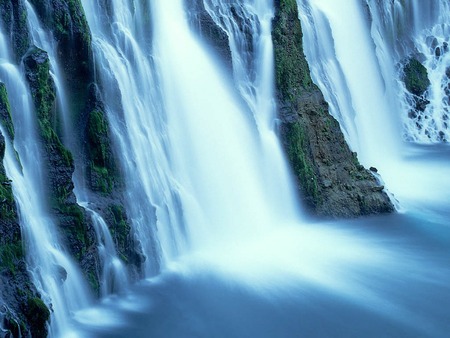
[272,0,394,218]
[186,0,233,72]
[403,58,430,97]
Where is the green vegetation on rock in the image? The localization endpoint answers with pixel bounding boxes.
[24,296,51,338]
[284,122,319,205]
[273,0,313,102]
[272,0,394,217]
[0,241,23,274]
[109,204,131,262]
[88,109,114,193]
[0,83,15,140]
[403,58,430,96]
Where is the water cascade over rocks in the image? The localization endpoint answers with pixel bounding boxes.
[0,1,449,337]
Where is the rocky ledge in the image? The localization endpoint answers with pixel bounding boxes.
[272,0,394,218]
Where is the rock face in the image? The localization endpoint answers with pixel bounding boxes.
[272,0,394,218]
[186,0,233,71]
[26,0,143,282]
[0,0,30,61]
[402,57,432,124]
[0,85,49,338]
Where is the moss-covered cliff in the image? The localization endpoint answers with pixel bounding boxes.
[0,84,50,338]
[0,0,30,61]
[272,0,394,218]
[26,0,142,282]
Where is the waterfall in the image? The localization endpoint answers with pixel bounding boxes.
[25,1,129,297]
[298,0,402,169]
[81,0,186,274]
[202,0,300,223]
[0,26,91,338]
[297,0,450,202]
[80,0,302,277]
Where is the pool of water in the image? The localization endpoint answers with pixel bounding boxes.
[69,145,450,338]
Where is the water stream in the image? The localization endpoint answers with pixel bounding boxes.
[0,22,91,338]
[1,0,450,337]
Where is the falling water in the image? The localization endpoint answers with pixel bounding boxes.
[1,1,450,337]
[25,1,128,297]
[298,0,402,169]
[396,0,450,142]
[202,0,300,222]
[81,0,188,274]
[297,0,450,204]
[0,25,91,337]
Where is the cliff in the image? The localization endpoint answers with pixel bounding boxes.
[187,0,394,218]
[272,0,394,217]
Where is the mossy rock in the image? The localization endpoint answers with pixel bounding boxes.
[24,296,50,338]
[272,0,394,217]
[86,108,118,194]
[0,241,23,275]
[0,135,16,221]
[0,83,15,140]
[273,0,314,102]
[283,121,320,206]
[403,58,430,96]
[0,0,31,60]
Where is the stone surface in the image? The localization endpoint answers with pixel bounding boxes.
[272,0,394,218]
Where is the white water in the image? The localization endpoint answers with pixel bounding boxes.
[1,1,450,337]
[83,206,129,297]
[298,0,450,205]
[25,0,128,309]
[82,0,188,274]
[0,26,91,337]
[202,0,300,223]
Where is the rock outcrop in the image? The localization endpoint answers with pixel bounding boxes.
[272,0,394,218]
[0,0,30,61]
[0,83,49,338]
[186,0,233,72]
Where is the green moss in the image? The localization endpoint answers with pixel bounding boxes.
[25,296,50,338]
[403,58,430,96]
[0,83,15,140]
[87,109,116,194]
[0,241,23,274]
[109,204,130,259]
[284,122,320,205]
[87,270,100,295]
[88,110,108,166]
[0,171,16,220]
[272,0,313,102]
[91,164,113,194]
[24,48,74,167]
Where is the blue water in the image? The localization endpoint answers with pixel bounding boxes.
[70,146,450,338]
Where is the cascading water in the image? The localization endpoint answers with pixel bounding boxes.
[1,1,450,337]
[297,0,450,204]
[202,0,301,222]
[298,0,402,169]
[397,0,450,142]
[0,24,91,338]
[151,0,303,250]
[81,0,301,275]
[81,0,188,274]
[25,1,128,298]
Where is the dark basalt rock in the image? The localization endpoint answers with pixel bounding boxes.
[403,58,430,97]
[0,0,31,61]
[82,83,144,280]
[0,91,49,337]
[185,0,233,72]
[23,46,101,292]
[272,0,394,218]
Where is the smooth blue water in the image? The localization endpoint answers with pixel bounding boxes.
[70,144,450,338]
